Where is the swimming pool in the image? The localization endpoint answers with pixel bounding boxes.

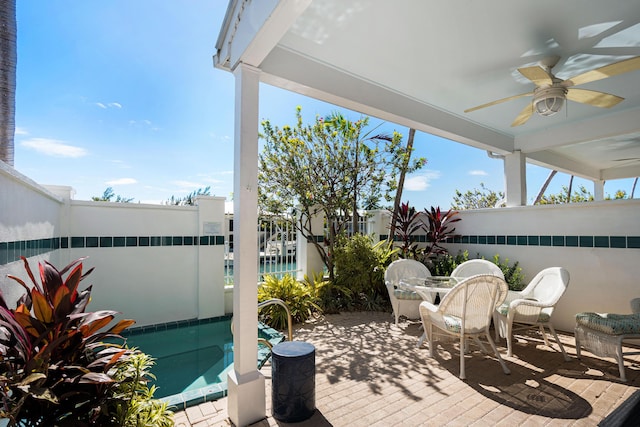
[122,316,284,409]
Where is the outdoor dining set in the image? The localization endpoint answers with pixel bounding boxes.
[385,259,640,381]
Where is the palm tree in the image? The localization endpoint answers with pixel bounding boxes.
[0,0,17,166]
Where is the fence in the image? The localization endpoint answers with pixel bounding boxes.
[224,213,299,284]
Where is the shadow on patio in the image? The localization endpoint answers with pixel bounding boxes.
[174,311,640,426]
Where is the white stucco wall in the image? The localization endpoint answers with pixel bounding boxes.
[0,162,64,303]
[1,163,227,328]
[448,200,640,332]
[371,201,640,332]
[65,198,226,327]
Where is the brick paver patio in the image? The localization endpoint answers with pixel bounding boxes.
[172,311,640,426]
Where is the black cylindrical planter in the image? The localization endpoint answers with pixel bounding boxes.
[271,341,316,422]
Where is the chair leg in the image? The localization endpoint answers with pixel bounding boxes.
[493,312,500,341]
[427,323,435,357]
[506,320,514,357]
[486,332,510,375]
[546,323,570,361]
[616,343,627,382]
[575,328,582,359]
[459,333,466,380]
[539,325,551,347]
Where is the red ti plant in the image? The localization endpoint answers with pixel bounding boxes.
[0,257,136,426]
[388,201,422,259]
[421,206,461,259]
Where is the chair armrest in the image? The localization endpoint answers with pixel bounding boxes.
[509,298,551,310]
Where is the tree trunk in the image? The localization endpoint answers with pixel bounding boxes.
[533,170,557,204]
[567,175,574,202]
[631,177,638,199]
[389,128,415,240]
[0,0,17,166]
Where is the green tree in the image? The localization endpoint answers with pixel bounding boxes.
[92,187,134,203]
[165,186,211,206]
[0,0,17,166]
[259,106,424,280]
[451,183,503,210]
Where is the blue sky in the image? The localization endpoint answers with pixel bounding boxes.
[13,1,636,210]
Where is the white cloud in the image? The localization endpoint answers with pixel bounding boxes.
[21,138,88,158]
[14,127,28,135]
[469,170,488,176]
[172,180,206,189]
[404,171,442,191]
[106,178,137,185]
[96,101,121,109]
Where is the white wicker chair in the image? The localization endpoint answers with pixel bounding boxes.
[493,267,571,361]
[451,259,505,280]
[419,274,510,380]
[575,297,640,382]
[385,259,432,325]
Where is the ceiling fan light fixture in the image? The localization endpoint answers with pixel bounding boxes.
[533,86,566,117]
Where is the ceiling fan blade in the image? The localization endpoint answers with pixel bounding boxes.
[464,92,532,113]
[564,56,640,87]
[517,66,553,87]
[511,103,534,127]
[566,88,624,108]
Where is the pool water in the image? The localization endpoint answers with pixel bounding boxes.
[122,316,284,406]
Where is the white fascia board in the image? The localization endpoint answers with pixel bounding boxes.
[514,108,640,154]
[214,0,310,71]
[527,151,601,180]
[259,46,515,154]
[602,164,640,181]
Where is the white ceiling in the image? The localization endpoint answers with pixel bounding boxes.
[215,0,640,182]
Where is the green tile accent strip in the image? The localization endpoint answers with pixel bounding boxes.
[444,235,640,250]
[0,235,227,267]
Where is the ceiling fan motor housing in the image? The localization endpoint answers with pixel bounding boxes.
[533,85,567,116]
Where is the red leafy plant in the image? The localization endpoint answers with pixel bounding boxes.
[0,257,136,426]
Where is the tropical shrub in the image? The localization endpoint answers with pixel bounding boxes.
[331,234,397,312]
[107,351,174,427]
[490,254,525,291]
[430,251,525,291]
[0,257,171,427]
[258,274,321,330]
[430,250,470,276]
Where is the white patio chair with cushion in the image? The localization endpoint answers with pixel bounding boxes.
[419,274,510,380]
[451,259,505,280]
[493,267,571,361]
[575,297,640,382]
[385,259,432,325]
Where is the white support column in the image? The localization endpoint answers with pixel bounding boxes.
[594,180,605,201]
[296,205,326,281]
[504,150,527,207]
[227,63,266,427]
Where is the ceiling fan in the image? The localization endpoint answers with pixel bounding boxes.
[465,55,640,127]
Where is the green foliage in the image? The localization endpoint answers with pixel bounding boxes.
[490,254,525,291]
[331,234,396,312]
[258,106,425,280]
[92,187,134,203]
[537,183,628,205]
[537,184,594,204]
[0,257,137,426]
[165,186,211,206]
[430,250,470,276]
[430,251,525,290]
[451,183,503,210]
[258,274,321,330]
[107,351,174,427]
